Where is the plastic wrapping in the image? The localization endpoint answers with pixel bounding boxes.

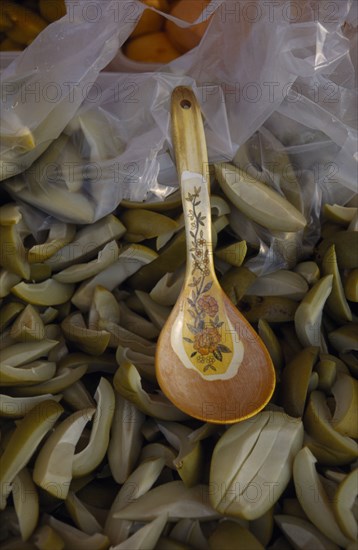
[0,0,357,272]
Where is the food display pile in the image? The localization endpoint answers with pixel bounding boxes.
[0,158,357,548]
[0,0,357,548]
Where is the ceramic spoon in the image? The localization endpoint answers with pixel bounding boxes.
[155,86,276,423]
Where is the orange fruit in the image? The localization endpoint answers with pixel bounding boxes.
[131,0,169,38]
[124,31,181,64]
[39,0,66,23]
[165,0,211,53]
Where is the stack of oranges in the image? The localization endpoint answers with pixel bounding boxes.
[0,0,211,65]
[123,0,212,64]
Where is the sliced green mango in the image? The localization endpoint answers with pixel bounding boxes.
[28,221,76,264]
[33,408,95,499]
[13,467,39,541]
[12,279,75,306]
[10,304,45,342]
[72,378,115,477]
[281,347,319,417]
[322,245,352,322]
[210,411,303,519]
[0,400,63,509]
[121,209,178,242]
[46,215,126,270]
[294,275,333,348]
[215,163,306,231]
[293,447,349,547]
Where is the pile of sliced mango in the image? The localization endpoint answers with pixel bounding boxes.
[0,0,66,51]
[0,152,357,548]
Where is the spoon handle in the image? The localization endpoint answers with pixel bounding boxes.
[171,87,215,277]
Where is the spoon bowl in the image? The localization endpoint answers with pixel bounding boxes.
[155,86,276,423]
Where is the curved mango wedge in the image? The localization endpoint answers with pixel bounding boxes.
[316,231,358,270]
[304,391,358,463]
[33,408,95,499]
[332,469,358,541]
[275,515,340,550]
[0,360,56,386]
[65,491,103,535]
[71,244,158,312]
[323,204,357,225]
[113,360,187,421]
[10,304,45,342]
[88,286,120,328]
[157,420,202,488]
[149,269,185,306]
[258,319,284,373]
[322,245,352,322]
[72,378,115,477]
[28,222,76,264]
[0,301,24,331]
[11,279,75,306]
[0,400,63,509]
[108,394,145,484]
[215,240,247,268]
[215,163,306,232]
[62,380,95,411]
[105,456,165,545]
[0,223,30,279]
[294,275,333,348]
[46,215,125,271]
[0,393,62,418]
[331,374,358,438]
[344,269,358,302]
[281,347,319,417]
[315,357,337,393]
[239,295,297,323]
[101,320,157,355]
[53,240,119,284]
[293,447,349,547]
[294,261,320,286]
[0,269,21,298]
[1,339,58,367]
[121,209,178,243]
[247,270,308,301]
[13,467,39,541]
[61,312,110,356]
[12,365,87,397]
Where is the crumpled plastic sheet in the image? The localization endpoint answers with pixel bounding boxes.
[0,0,356,273]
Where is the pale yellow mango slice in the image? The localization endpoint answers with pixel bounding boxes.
[0,400,63,509]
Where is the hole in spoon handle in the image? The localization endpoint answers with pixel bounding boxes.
[180,99,192,109]
[171,86,208,178]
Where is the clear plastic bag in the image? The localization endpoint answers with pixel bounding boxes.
[1,0,356,270]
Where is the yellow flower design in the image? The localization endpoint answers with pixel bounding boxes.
[193,327,221,356]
